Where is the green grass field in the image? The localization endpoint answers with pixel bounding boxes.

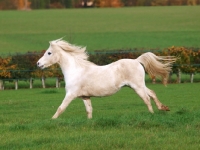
[1,6,200,149]
[1,83,200,149]
[0,6,200,53]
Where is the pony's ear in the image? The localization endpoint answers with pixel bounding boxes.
[49,36,65,46]
[49,41,55,46]
[55,36,65,42]
[49,41,58,52]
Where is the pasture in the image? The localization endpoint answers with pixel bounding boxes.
[0,6,200,53]
[0,6,200,149]
[1,83,200,149]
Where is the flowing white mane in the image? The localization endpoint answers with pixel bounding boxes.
[51,39,89,61]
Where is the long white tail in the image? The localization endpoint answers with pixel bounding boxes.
[137,52,176,85]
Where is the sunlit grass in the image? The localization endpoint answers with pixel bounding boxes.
[0,6,200,53]
[1,83,200,149]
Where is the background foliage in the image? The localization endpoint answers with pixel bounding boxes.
[0,0,200,10]
[1,47,200,81]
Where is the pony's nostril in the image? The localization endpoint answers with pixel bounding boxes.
[37,62,40,66]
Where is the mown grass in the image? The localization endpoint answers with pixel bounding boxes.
[1,83,200,149]
[0,6,200,53]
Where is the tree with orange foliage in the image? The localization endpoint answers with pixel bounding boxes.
[0,57,16,90]
[17,0,31,10]
[165,46,199,83]
[0,57,16,79]
[95,0,123,7]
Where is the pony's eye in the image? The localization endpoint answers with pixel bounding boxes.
[48,52,52,55]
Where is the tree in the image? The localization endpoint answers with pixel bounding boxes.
[17,0,31,10]
[0,0,17,10]
[165,46,199,83]
[0,57,16,90]
[95,0,123,7]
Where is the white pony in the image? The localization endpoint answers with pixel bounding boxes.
[37,38,176,119]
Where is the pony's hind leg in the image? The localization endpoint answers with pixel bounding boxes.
[82,96,93,119]
[146,88,170,111]
[134,87,154,113]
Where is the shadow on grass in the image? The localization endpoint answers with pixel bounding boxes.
[40,89,59,94]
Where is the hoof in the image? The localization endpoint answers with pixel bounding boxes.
[160,105,170,111]
[52,115,57,119]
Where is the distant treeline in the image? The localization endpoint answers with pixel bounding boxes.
[0,0,199,10]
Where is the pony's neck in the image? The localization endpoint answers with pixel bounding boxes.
[58,51,94,76]
[58,51,77,71]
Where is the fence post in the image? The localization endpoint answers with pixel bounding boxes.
[177,69,181,83]
[15,79,18,90]
[190,73,194,83]
[30,78,33,89]
[42,76,46,88]
[0,80,4,90]
[56,77,60,88]
[151,76,156,84]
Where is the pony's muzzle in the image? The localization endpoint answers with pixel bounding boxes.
[37,62,44,69]
[37,62,41,67]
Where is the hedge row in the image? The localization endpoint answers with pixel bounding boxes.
[89,47,200,74]
[0,46,200,89]
[1,0,199,10]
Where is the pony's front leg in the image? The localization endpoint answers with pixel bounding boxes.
[82,97,93,119]
[52,93,75,119]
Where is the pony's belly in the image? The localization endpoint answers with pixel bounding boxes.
[79,84,120,97]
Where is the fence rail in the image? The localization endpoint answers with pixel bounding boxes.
[0,72,200,91]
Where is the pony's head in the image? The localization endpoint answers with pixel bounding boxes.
[37,38,62,69]
[37,38,88,69]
